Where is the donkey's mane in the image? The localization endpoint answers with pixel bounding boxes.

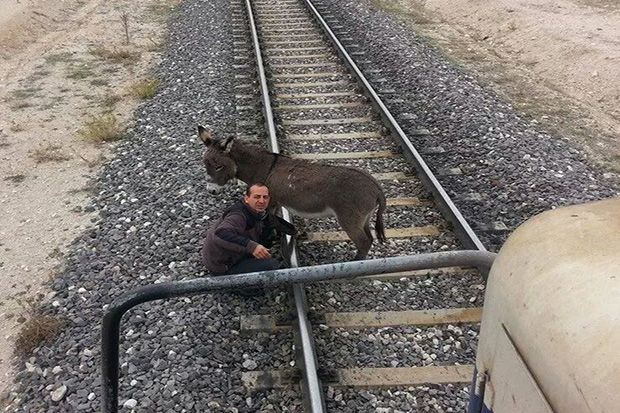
[232,140,290,159]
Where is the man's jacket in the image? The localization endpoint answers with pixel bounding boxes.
[201,201,295,274]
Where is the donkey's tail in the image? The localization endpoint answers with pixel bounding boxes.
[375,192,387,243]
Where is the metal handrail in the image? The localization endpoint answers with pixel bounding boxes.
[101,251,496,412]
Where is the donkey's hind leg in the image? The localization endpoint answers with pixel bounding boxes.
[338,212,373,261]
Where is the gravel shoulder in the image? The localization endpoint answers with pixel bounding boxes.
[0,0,173,399]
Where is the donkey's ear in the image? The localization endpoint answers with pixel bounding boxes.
[219,136,235,153]
[198,125,214,146]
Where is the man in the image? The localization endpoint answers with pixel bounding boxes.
[202,182,295,276]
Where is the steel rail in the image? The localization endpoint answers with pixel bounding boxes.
[303,0,487,253]
[245,0,278,142]
[244,0,326,411]
[101,251,496,412]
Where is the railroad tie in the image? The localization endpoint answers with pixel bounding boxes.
[290,150,395,160]
[349,266,474,282]
[276,90,356,99]
[267,47,328,54]
[268,53,332,61]
[263,39,324,46]
[240,307,482,332]
[276,102,364,110]
[272,72,347,80]
[282,117,373,126]
[242,365,475,390]
[270,62,340,70]
[285,131,382,140]
[303,225,440,242]
[274,80,350,88]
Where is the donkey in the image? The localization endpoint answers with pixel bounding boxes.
[198,126,386,260]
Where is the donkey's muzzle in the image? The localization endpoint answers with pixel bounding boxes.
[205,182,224,194]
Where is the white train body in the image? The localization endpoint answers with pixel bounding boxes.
[468,198,620,412]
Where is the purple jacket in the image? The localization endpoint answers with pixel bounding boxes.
[202,201,268,274]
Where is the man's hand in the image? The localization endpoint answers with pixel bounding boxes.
[252,244,272,259]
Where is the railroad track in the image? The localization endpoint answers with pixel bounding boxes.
[100,0,495,411]
[229,0,489,410]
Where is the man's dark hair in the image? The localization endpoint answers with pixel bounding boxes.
[246,182,268,196]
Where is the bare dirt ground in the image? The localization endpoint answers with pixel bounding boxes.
[375,0,620,174]
[0,0,175,399]
[0,0,618,404]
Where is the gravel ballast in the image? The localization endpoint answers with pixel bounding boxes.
[4,0,618,411]
[314,0,618,250]
[5,1,302,411]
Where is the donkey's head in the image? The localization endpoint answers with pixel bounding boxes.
[198,126,238,186]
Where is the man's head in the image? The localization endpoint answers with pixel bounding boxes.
[244,183,270,213]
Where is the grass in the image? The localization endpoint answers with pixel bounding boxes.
[11,102,33,110]
[91,46,140,64]
[4,174,27,184]
[9,88,40,110]
[39,96,64,111]
[9,123,25,132]
[44,52,75,64]
[90,78,110,87]
[102,94,122,111]
[72,149,105,168]
[11,87,41,100]
[30,143,72,163]
[14,312,64,358]
[67,64,94,80]
[128,78,160,99]
[30,69,51,80]
[371,0,432,24]
[146,37,164,52]
[79,114,125,143]
[148,0,179,21]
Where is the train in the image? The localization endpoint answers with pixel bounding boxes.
[467,197,619,412]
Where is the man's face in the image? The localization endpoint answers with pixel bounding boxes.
[244,185,270,213]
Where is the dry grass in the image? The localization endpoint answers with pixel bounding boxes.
[44,52,75,64]
[10,102,33,110]
[8,88,39,110]
[120,12,130,44]
[4,174,27,184]
[371,0,433,24]
[9,123,25,132]
[14,313,64,358]
[146,37,164,52]
[30,143,71,163]
[101,94,122,111]
[71,148,106,168]
[90,78,110,87]
[148,1,179,21]
[79,114,125,143]
[67,64,94,80]
[91,46,140,64]
[11,88,40,100]
[128,78,160,99]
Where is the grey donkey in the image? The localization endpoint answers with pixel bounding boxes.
[198,126,387,260]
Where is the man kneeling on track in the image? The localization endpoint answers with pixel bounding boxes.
[202,182,295,292]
